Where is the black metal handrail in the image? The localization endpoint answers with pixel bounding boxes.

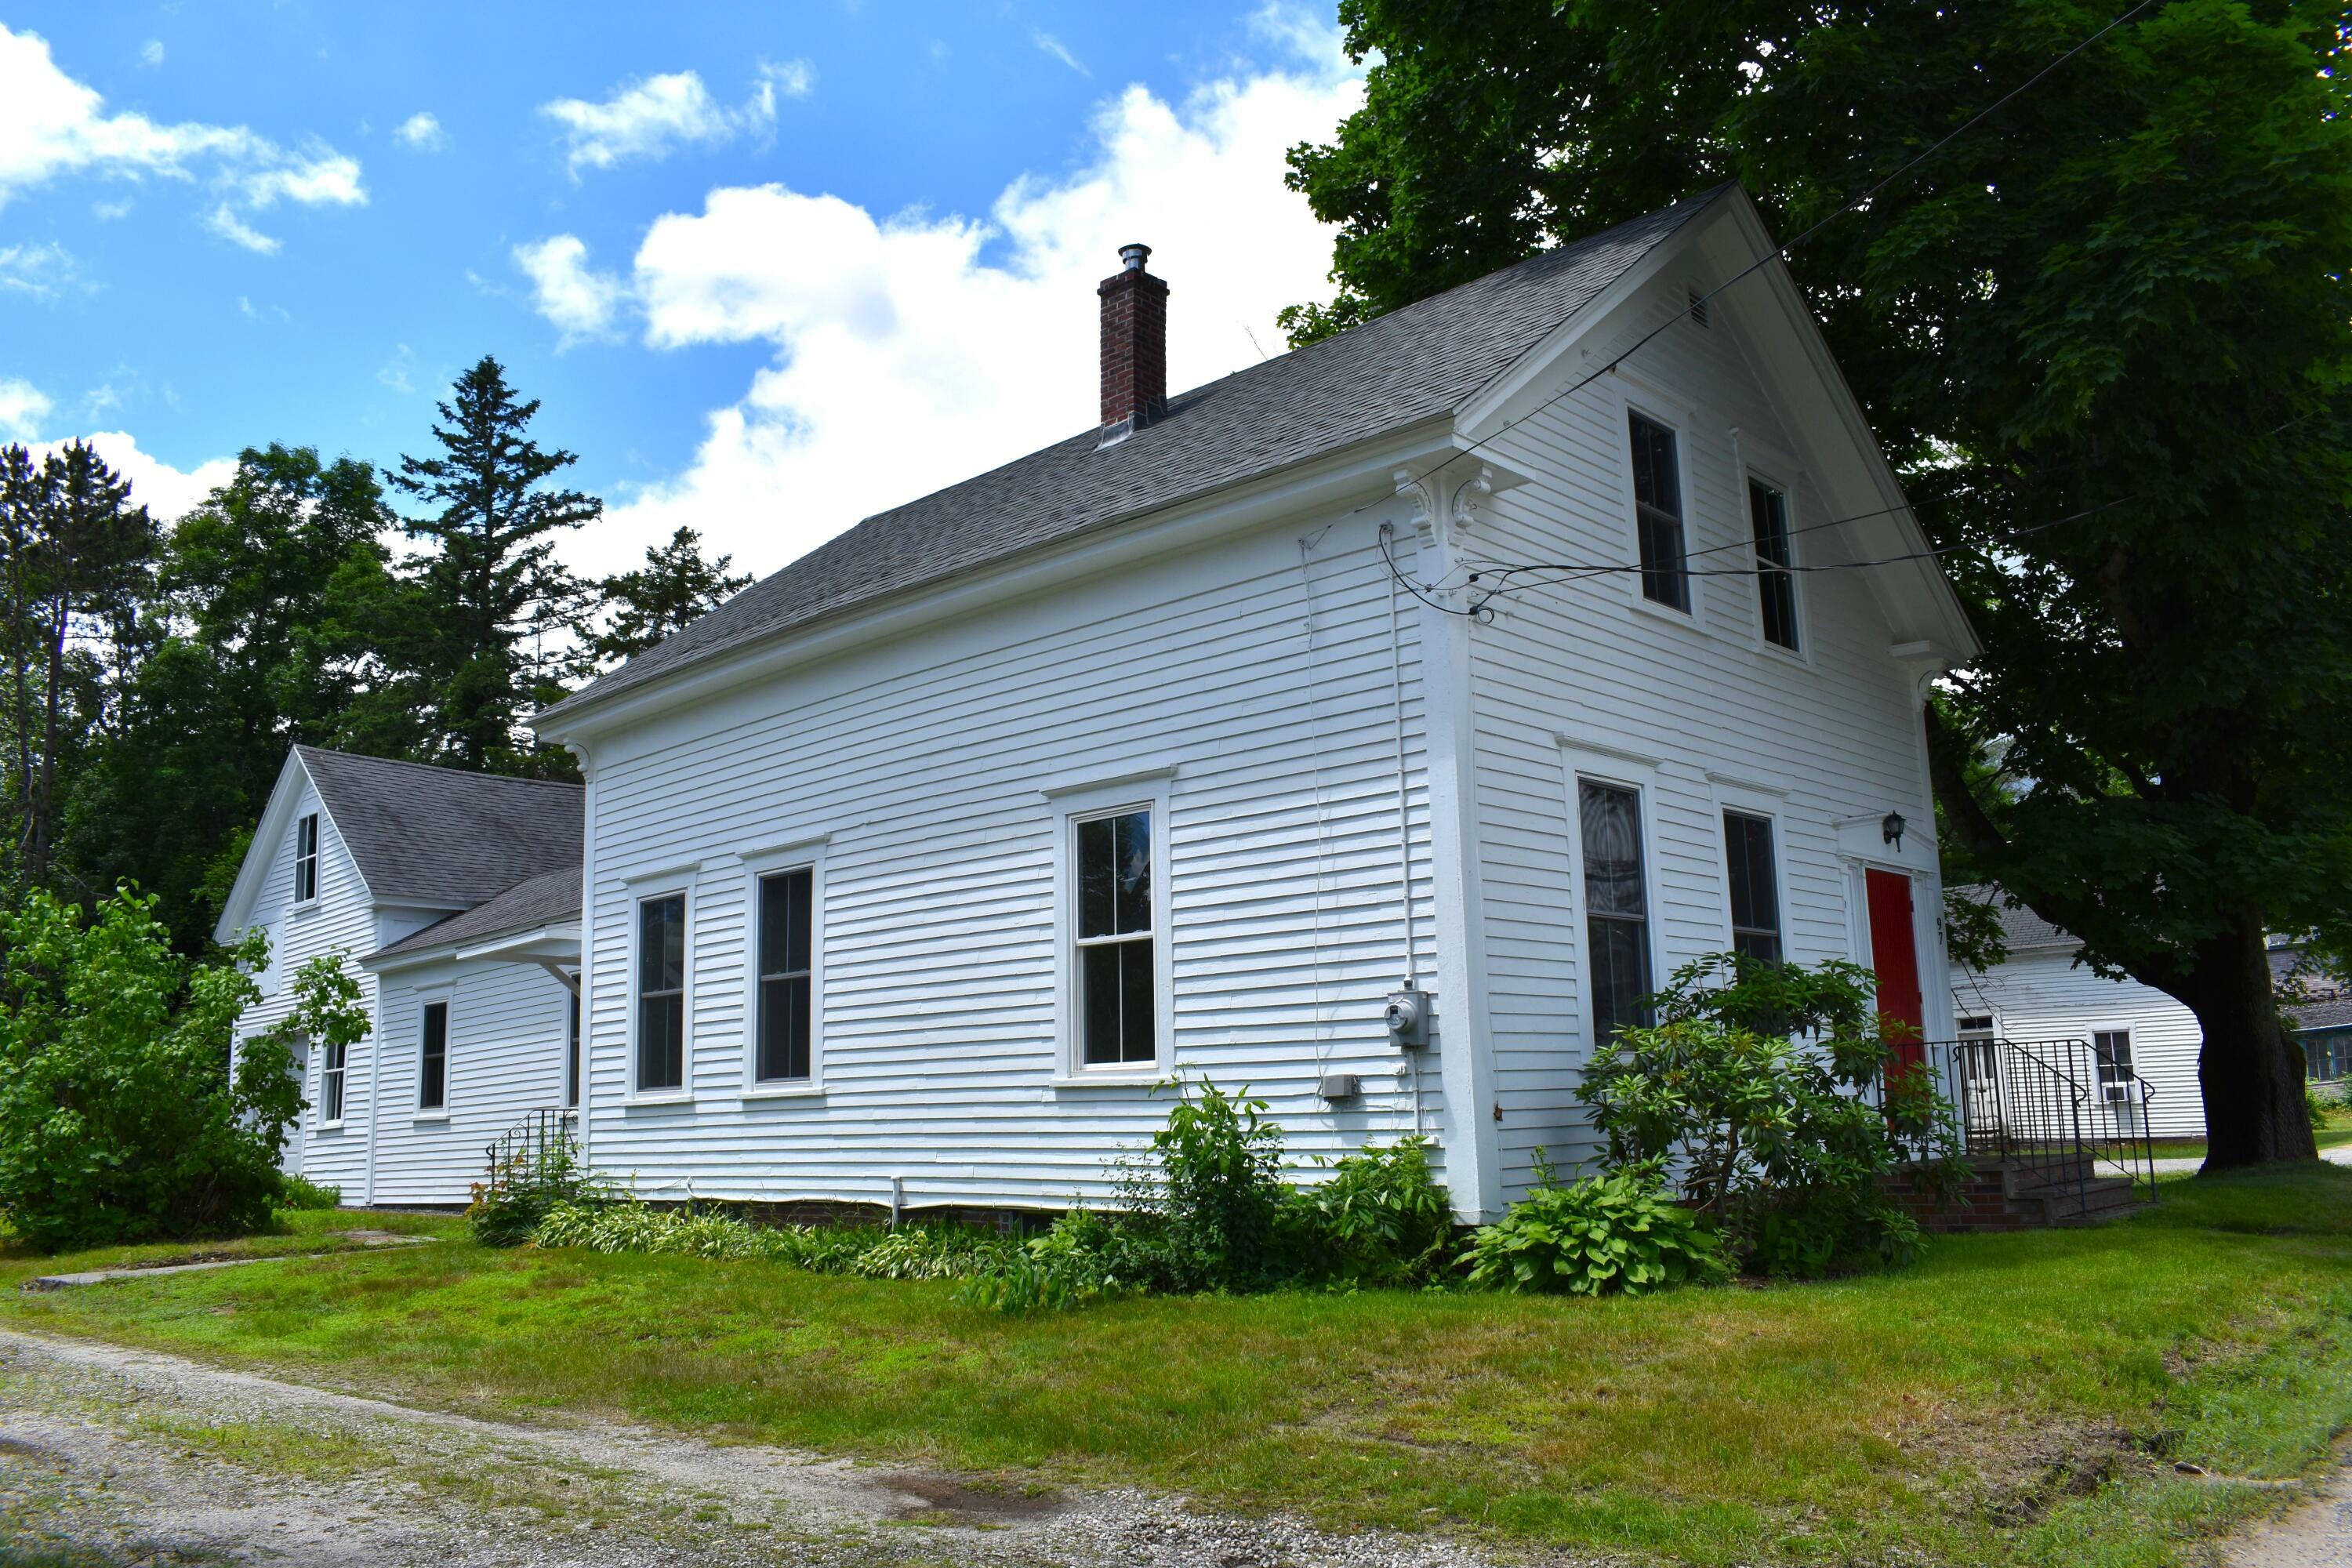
[1931,1036,2158,1215]
[482,1106,578,1195]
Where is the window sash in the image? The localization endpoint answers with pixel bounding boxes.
[1722,811,1782,964]
[1748,479,1799,650]
[2093,1029,2135,1098]
[637,895,687,1091]
[565,987,580,1108]
[295,814,319,903]
[755,869,815,1083]
[1073,808,1156,1067]
[419,1001,447,1111]
[1628,414,1690,611]
[321,1037,345,1123]
[1579,780,1653,1045]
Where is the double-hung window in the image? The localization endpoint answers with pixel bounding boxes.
[1722,811,1782,964]
[1748,478,1799,651]
[637,894,687,1092]
[1627,412,1690,612]
[1076,807,1155,1067]
[2093,1029,2135,1103]
[419,1000,447,1112]
[565,985,581,1108]
[294,812,320,903]
[754,868,815,1083]
[1578,780,1654,1047]
[319,1036,345,1123]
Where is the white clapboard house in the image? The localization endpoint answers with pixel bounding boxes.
[1953,887,2352,1138]
[222,185,1980,1218]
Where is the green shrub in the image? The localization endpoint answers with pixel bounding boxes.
[466,1122,604,1247]
[1117,1078,1290,1291]
[1285,1134,1457,1285]
[277,1174,342,1210]
[0,890,352,1253]
[1578,953,1965,1276]
[1461,1158,1728,1296]
[959,1207,1167,1312]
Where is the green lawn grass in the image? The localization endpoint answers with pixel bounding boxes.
[4,1171,2349,1566]
[2144,1126,2352,1162]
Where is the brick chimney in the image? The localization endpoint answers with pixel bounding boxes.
[1097,242,1168,444]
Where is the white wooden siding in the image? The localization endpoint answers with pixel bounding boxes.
[581,522,1447,1212]
[1459,270,1954,1193]
[372,961,575,1205]
[1955,949,2205,1137]
[229,761,573,1206]
[229,774,381,1200]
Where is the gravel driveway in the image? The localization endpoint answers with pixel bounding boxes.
[0,1327,1526,1568]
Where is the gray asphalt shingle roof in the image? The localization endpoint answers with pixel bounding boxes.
[536,187,1729,726]
[2289,997,2352,1032]
[370,866,582,961]
[1954,884,2075,952]
[296,746,582,909]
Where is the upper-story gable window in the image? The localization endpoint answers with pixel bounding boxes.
[1748,478,1800,652]
[1627,412,1690,612]
[294,812,320,904]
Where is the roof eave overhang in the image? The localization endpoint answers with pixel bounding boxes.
[534,414,1465,747]
[362,921,582,974]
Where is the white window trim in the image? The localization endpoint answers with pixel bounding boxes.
[739,838,827,1098]
[292,811,322,909]
[1731,435,1812,666]
[312,1033,347,1131]
[559,975,581,1110]
[1048,772,1175,1085]
[1559,743,1670,1058]
[627,880,695,1104]
[1709,779,1793,963]
[413,987,452,1121]
[1609,375,1704,626]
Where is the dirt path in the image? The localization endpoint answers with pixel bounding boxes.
[2225,1450,2352,1568]
[0,1327,1515,1568]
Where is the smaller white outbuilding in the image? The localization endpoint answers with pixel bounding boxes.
[1951,886,2347,1140]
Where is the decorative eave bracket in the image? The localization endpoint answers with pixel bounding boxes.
[1392,452,1534,560]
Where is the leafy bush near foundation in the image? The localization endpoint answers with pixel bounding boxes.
[1460,1156,1728,1296]
[277,1174,343,1210]
[1578,953,1965,1276]
[466,1122,606,1247]
[1285,1134,1457,1286]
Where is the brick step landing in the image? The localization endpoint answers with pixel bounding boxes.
[1884,1154,2149,1232]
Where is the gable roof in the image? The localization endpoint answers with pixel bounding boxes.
[369,866,581,962]
[537,187,1732,728]
[1954,884,2076,954]
[292,746,582,908]
[2289,996,2352,1033]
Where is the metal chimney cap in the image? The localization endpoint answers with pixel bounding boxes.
[1118,242,1152,272]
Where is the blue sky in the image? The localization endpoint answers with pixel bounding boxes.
[0,2,1362,576]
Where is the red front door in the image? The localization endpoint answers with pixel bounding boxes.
[1866,869,1926,1076]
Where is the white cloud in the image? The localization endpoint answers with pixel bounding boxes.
[1033,32,1089,77]
[539,63,808,177]
[377,343,416,394]
[554,19,1362,579]
[0,240,76,302]
[91,197,132,220]
[0,376,53,439]
[139,39,164,69]
[63,432,234,520]
[394,111,446,152]
[0,22,365,246]
[513,234,626,345]
[205,203,279,254]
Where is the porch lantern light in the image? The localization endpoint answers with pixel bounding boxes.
[1882,811,1907,851]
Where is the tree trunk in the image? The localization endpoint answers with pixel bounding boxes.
[2187,917,2318,1169]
